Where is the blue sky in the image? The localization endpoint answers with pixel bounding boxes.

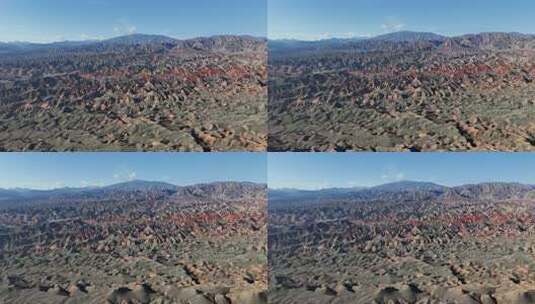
[0,0,266,43]
[268,153,535,190]
[0,153,266,190]
[269,0,535,40]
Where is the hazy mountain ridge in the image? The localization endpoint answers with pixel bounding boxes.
[269,31,535,52]
[268,187,366,201]
[0,181,266,204]
[0,34,266,54]
[270,181,535,203]
[100,180,177,192]
[269,37,366,52]
[103,34,177,45]
[370,31,447,42]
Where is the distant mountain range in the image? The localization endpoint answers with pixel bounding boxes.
[0,180,266,204]
[2,180,533,206]
[270,181,535,203]
[370,31,446,42]
[269,31,535,52]
[103,34,177,45]
[0,34,266,54]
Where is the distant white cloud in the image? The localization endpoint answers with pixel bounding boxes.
[113,19,137,36]
[113,168,137,182]
[380,16,406,33]
[381,169,406,182]
[381,22,406,33]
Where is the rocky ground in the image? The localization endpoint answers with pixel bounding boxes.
[269,32,535,151]
[0,35,267,151]
[0,181,267,303]
[269,182,535,303]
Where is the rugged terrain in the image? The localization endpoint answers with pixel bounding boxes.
[269,31,535,151]
[269,181,535,303]
[0,34,267,151]
[0,181,267,303]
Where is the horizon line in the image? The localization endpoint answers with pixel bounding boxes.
[0,179,266,191]
[0,33,267,45]
[268,180,532,191]
[268,30,534,42]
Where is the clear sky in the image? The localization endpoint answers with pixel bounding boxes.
[0,0,267,43]
[269,0,535,40]
[268,153,535,190]
[0,153,266,190]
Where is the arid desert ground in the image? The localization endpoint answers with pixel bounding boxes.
[269,182,535,304]
[0,181,267,304]
[0,35,267,152]
[269,32,535,152]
